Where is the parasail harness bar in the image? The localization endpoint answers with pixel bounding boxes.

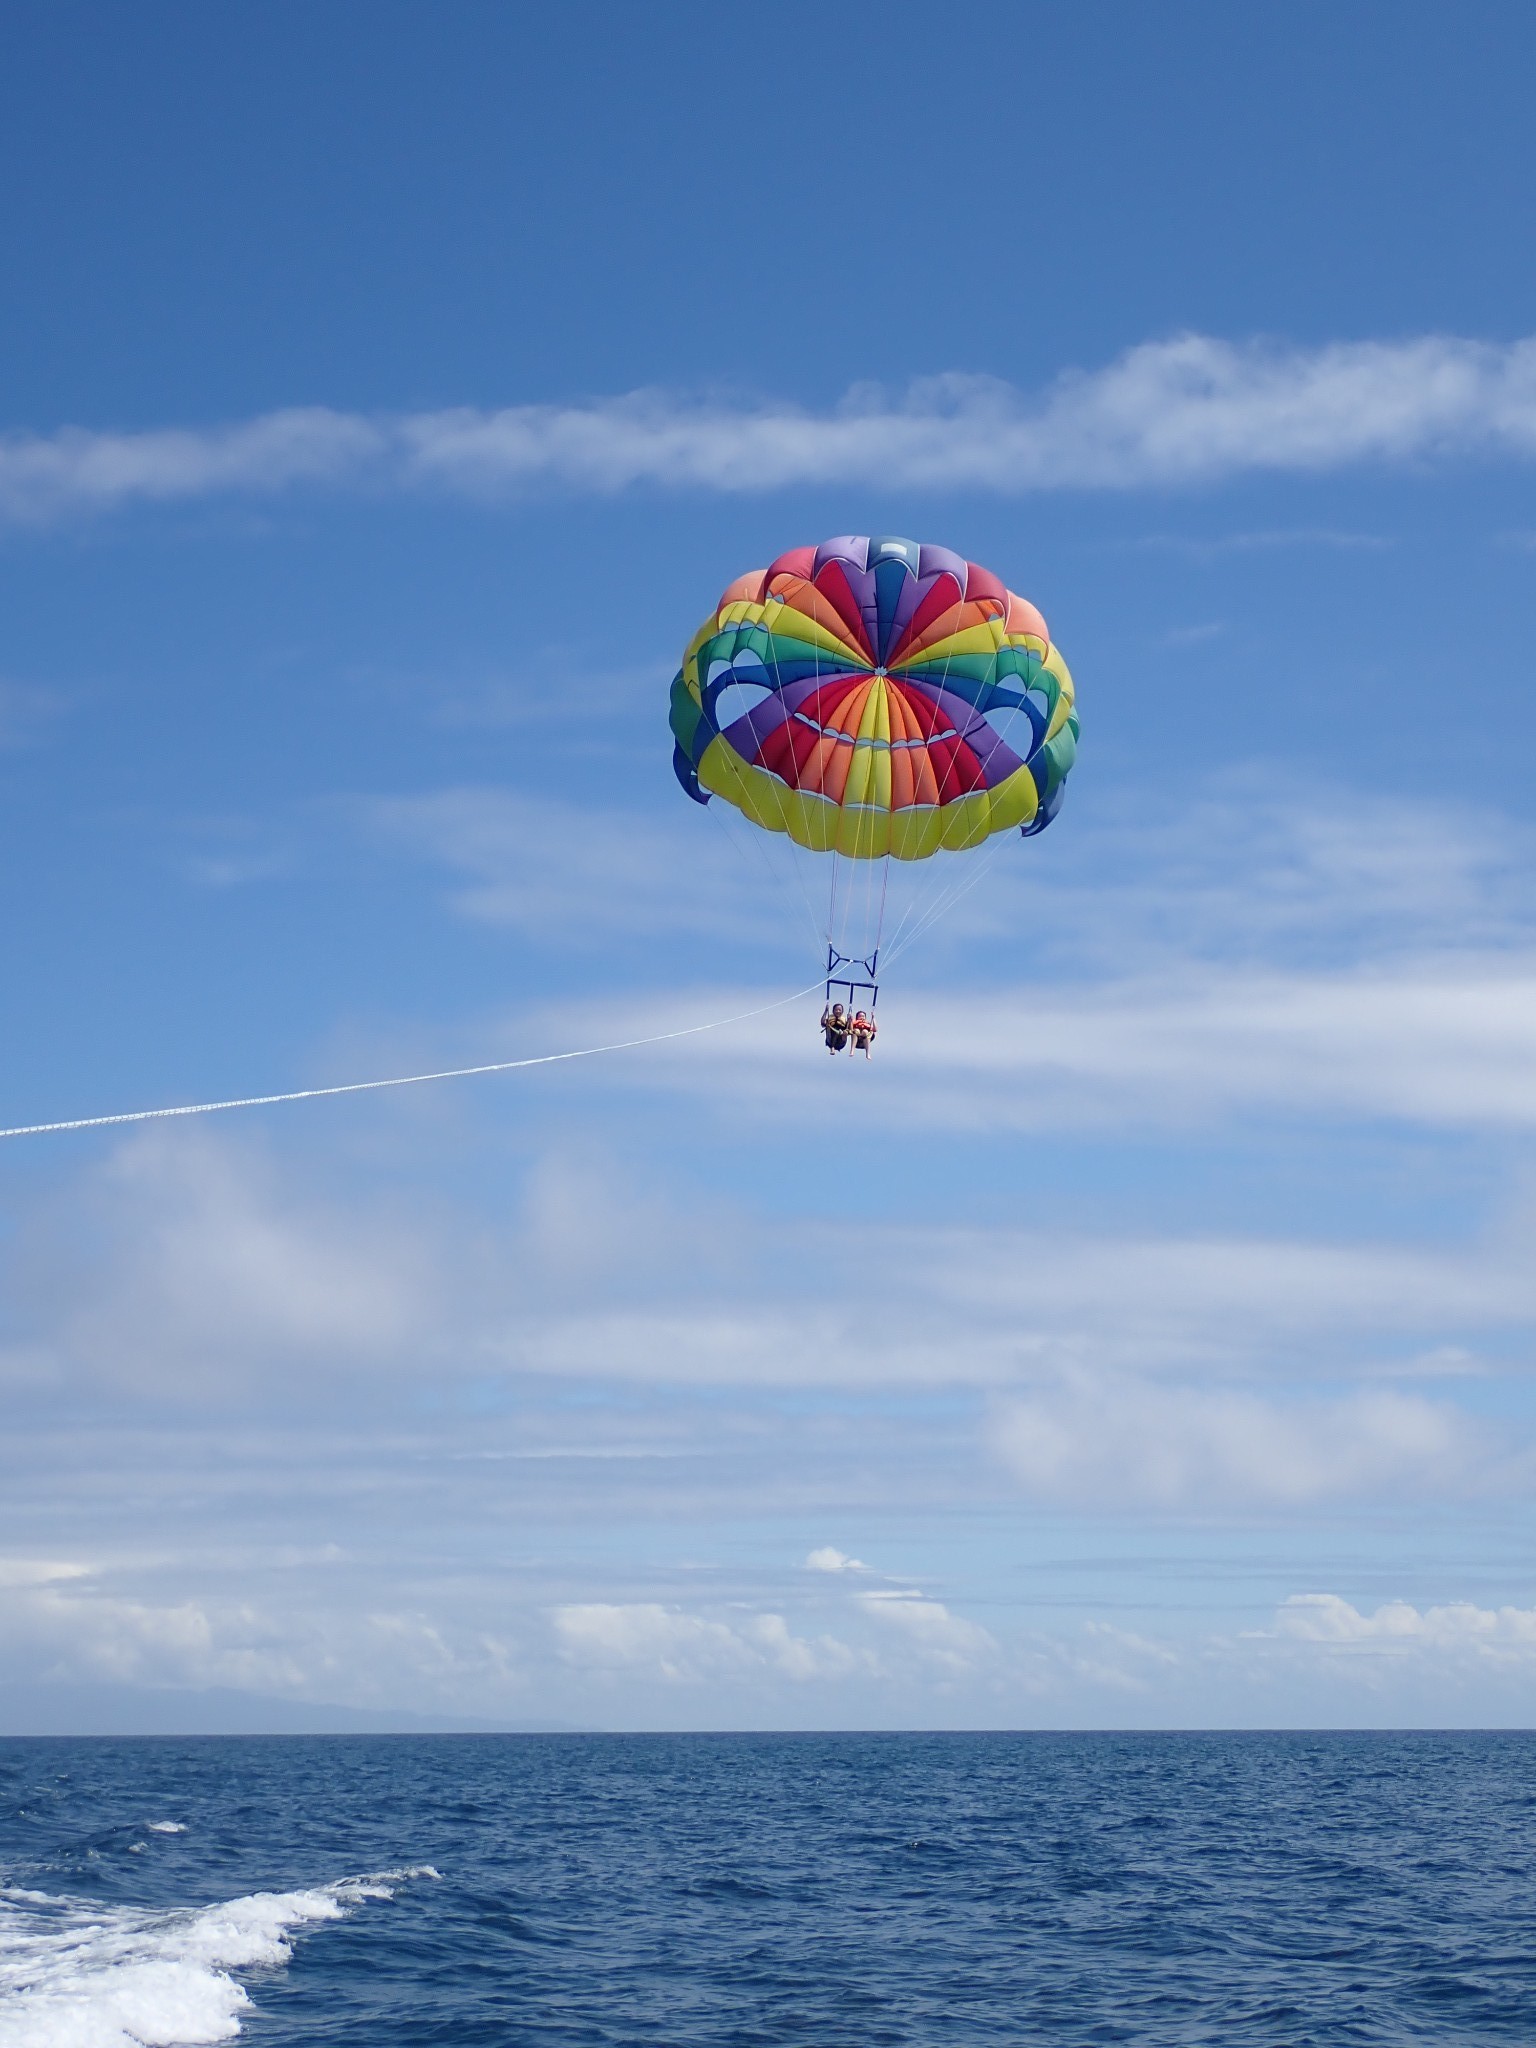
[825,944,878,1015]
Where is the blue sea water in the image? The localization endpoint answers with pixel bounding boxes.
[3,1733,1536,2045]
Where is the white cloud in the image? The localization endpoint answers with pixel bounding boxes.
[0,1558,92,1589]
[365,788,779,945]
[1080,1622,1179,1670]
[1033,787,1533,972]
[856,1593,996,1673]
[744,1613,867,1681]
[994,1376,1477,1511]
[805,1547,868,1573]
[625,954,1536,1140]
[393,777,1526,990]
[848,965,1536,1135]
[1161,621,1225,646]
[552,1602,755,1680]
[12,1113,1536,1416]
[0,1550,534,1711]
[550,1602,865,1684]
[0,407,384,521]
[1273,1593,1536,1667]
[492,782,1536,1139]
[10,331,1536,520]
[941,1227,1536,1377]
[6,1127,442,1397]
[1134,527,1392,557]
[0,1565,307,1695]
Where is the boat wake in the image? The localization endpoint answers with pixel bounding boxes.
[0,1866,436,2046]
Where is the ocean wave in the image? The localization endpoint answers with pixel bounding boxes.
[0,1867,437,2047]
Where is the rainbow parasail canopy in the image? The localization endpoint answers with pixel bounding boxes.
[670,534,1078,861]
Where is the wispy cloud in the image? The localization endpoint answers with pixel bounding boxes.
[994,1377,1477,1510]
[494,1212,1536,1393]
[1132,528,1393,558]
[9,331,1536,521]
[551,1602,869,1685]
[364,788,785,945]
[362,773,1536,1009]
[573,785,1536,1137]
[810,962,1536,1135]
[568,946,1536,1142]
[7,1129,443,1399]
[380,770,1532,979]
[0,408,383,523]
[948,782,1536,975]
[549,1558,997,1691]
[1160,621,1226,646]
[0,1551,526,1706]
[20,1116,1536,1426]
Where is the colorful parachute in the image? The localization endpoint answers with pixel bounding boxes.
[670,534,1078,861]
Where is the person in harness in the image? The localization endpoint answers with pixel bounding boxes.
[821,1002,851,1053]
[850,1009,877,1060]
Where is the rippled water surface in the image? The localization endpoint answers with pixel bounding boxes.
[4,1732,1536,2044]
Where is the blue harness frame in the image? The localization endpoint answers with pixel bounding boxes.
[825,944,879,1018]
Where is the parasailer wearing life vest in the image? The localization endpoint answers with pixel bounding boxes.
[850,1010,877,1059]
[821,1002,851,1053]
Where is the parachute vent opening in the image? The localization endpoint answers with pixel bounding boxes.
[708,678,773,731]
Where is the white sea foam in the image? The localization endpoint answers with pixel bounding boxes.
[146,1825,185,1837]
[0,1867,436,2047]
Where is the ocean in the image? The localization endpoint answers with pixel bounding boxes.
[2,1731,1535,2045]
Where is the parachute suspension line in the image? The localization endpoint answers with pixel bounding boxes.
[875,868,928,965]
[860,846,891,1007]
[777,797,827,956]
[881,828,1011,972]
[859,841,877,971]
[822,837,886,1019]
[741,752,823,952]
[704,781,822,956]
[0,981,825,1143]
[881,830,1016,971]
[876,828,938,963]
[754,650,835,957]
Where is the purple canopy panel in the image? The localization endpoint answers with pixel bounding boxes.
[888,569,945,647]
[812,535,871,577]
[959,713,1027,788]
[917,543,967,584]
[720,667,868,755]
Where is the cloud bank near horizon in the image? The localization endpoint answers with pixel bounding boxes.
[8,331,1536,520]
[7,1544,1536,1727]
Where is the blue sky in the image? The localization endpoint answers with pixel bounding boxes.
[4,0,1536,1730]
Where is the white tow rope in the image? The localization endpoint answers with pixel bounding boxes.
[0,982,821,1141]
